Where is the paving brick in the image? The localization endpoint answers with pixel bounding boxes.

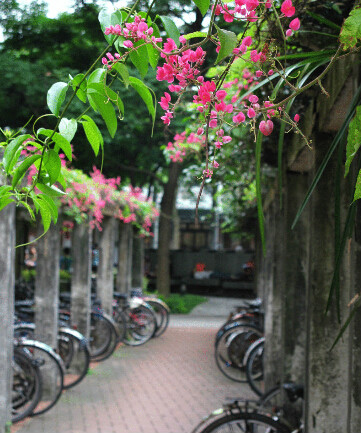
[12,313,255,433]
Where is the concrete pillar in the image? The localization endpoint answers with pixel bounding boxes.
[116,222,131,293]
[263,193,286,391]
[0,199,15,433]
[71,222,91,339]
[132,232,144,290]
[97,216,115,315]
[126,226,133,293]
[304,132,351,433]
[34,220,60,348]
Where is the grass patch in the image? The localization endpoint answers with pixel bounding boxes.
[154,293,208,314]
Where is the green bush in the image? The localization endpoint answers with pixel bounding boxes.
[150,293,208,314]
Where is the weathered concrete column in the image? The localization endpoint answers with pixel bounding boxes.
[304,131,352,433]
[263,192,286,391]
[71,222,91,339]
[97,216,116,315]
[116,222,132,293]
[126,225,133,293]
[0,200,15,433]
[131,231,144,290]
[34,220,61,347]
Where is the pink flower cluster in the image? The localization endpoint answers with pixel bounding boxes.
[165,132,205,163]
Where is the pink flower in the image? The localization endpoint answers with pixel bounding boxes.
[249,94,259,104]
[286,29,293,37]
[215,141,223,149]
[216,90,227,101]
[243,36,253,46]
[289,18,300,31]
[197,127,204,136]
[123,40,133,48]
[247,107,256,118]
[255,70,263,78]
[163,38,177,53]
[209,119,218,128]
[159,92,171,110]
[294,114,300,122]
[250,50,261,63]
[259,120,274,136]
[179,35,187,44]
[233,112,246,123]
[281,0,295,17]
[268,69,274,76]
[212,160,220,168]
[223,136,232,144]
[245,0,259,11]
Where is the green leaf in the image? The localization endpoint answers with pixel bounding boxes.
[306,11,341,31]
[0,185,12,197]
[39,194,59,220]
[0,196,14,212]
[192,0,210,16]
[88,68,106,86]
[12,154,42,188]
[71,73,87,103]
[88,93,117,138]
[81,115,104,157]
[59,118,77,142]
[43,149,62,185]
[98,9,116,44]
[158,16,180,46]
[183,31,208,41]
[353,169,361,201]
[36,182,65,197]
[34,196,52,232]
[340,6,361,50]
[3,134,31,173]
[147,44,160,69]
[129,77,155,123]
[112,63,130,87]
[37,129,73,161]
[129,43,149,78]
[105,87,124,117]
[47,82,68,117]
[331,297,361,350]
[345,106,361,177]
[215,25,237,64]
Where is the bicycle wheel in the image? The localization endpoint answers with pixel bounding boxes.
[17,340,65,416]
[258,384,304,429]
[90,311,119,362]
[58,327,90,389]
[12,347,43,423]
[124,303,157,346]
[215,323,263,382]
[89,311,114,359]
[112,308,127,343]
[246,338,264,396]
[193,412,291,433]
[143,297,170,337]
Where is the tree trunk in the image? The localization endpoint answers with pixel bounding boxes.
[156,162,181,297]
[132,231,144,291]
[116,222,132,294]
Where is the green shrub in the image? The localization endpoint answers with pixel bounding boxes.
[149,292,208,314]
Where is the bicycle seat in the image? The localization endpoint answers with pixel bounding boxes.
[113,292,128,300]
[283,383,304,402]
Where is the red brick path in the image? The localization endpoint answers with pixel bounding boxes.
[13,319,255,433]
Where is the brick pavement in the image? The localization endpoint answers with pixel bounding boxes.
[12,312,255,433]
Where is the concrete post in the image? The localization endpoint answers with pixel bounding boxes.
[126,225,133,293]
[97,216,115,315]
[132,232,144,290]
[116,222,131,293]
[304,131,351,433]
[71,222,91,339]
[0,200,15,433]
[34,220,60,348]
